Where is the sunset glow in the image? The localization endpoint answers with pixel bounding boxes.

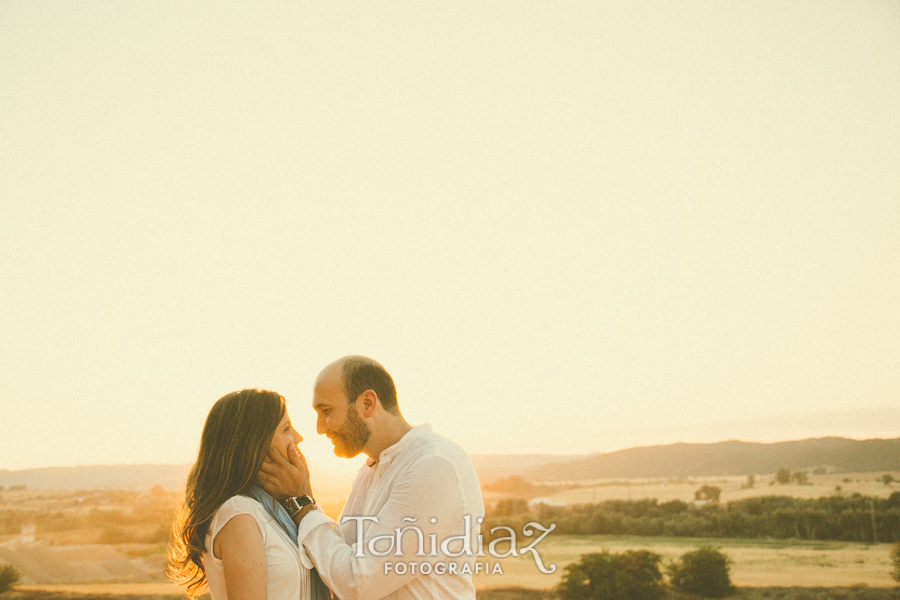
[1,2,898,478]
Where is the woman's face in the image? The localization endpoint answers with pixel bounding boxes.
[271,408,303,460]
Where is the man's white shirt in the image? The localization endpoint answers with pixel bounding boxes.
[295,424,485,600]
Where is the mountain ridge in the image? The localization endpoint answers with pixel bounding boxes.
[2,436,898,490]
[524,436,900,481]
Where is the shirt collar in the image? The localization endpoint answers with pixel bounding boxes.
[366,423,433,468]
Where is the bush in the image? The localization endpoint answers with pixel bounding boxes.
[557,550,664,600]
[0,563,21,593]
[667,547,735,598]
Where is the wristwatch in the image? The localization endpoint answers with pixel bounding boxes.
[282,494,316,518]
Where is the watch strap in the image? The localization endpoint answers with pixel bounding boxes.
[282,494,315,518]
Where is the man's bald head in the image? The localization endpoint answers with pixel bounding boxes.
[318,355,400,415]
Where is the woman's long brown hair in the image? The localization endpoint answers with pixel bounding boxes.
[168,389,285,598]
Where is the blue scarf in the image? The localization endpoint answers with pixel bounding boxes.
[245,485,332,600]
[246,485,299,544]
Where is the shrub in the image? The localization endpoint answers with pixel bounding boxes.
[557,550,664,600]
[0,564,21,593]
[667,547,735,598]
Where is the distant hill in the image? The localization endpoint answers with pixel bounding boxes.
[0,456,582,491]
[470,453,587,483]
[0,464,192,491]
[0,462,355,494]
[3,437,898,490]
[524,437,900,481]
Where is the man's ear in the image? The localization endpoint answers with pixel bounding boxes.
[359,389,378,417]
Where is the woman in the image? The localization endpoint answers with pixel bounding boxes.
[168,388,330,600]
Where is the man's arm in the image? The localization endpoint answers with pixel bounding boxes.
[258,449,470,600]
[305,457,466,600]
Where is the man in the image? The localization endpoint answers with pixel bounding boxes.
[259,355,485,600]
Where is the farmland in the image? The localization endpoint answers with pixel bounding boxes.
[2,481,900,596]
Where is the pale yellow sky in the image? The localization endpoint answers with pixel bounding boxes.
[1,1,899,477]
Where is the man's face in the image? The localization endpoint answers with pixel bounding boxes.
[313,372,371,458]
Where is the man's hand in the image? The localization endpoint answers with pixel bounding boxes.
[256,444,313,501]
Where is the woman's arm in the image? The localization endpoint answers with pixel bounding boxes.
[213,513,267,600]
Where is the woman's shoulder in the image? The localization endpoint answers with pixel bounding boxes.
[210,495,267,533]
[220,494,264,512]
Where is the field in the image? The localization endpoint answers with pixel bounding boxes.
[5,584,900,600]
[4,534,897,596]
[473,534,898,589]
[475,589,900,600]
[3,483,900,597]
[526,472,900,506]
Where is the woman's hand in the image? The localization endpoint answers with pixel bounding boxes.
[256,444,313,501]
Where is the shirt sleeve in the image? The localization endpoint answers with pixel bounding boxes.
[296,456,469,600]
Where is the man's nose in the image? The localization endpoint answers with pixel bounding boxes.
[316,415,326,435]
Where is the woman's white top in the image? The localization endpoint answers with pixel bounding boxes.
[204,495,310,600]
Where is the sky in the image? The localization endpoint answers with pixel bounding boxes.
[1,1,899,480]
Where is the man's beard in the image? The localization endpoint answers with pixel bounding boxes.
[333,405,371,457]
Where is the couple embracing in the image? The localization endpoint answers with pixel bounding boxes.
[168,355,486,600]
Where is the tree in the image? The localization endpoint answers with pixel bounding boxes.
[667,547,735,598]
[881,474,895,486]
[0,564,21,593]
[491,498,531,517]
[775,467,791,485]
[887,491,900,509]
[891,543,900,582]
[743,474,755,489]
[557,550,664,600]
[792,471,809,485]
[695,485,721,504]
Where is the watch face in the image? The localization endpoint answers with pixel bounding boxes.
[283,497,301,516]
[283,496,314,517]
